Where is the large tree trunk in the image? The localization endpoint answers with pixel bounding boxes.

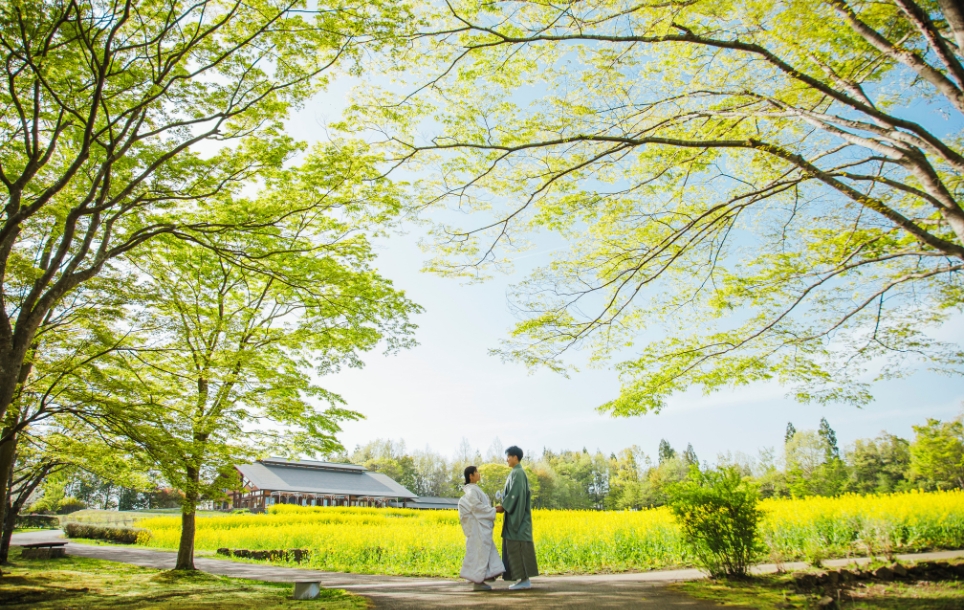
[0,360,23,548]
[0,499,18,565]
[174,509,197,570]
[1,454,63,567]
[102,483,114,510]
[0,432,17,568]
[0,347,27,431]
[1,463,52,565]
[0,349,42,568]
[174,467,200,571]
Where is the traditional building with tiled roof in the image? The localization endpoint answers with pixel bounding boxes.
[230,457,417,510]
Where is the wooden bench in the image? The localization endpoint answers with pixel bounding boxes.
[19,541,67,559]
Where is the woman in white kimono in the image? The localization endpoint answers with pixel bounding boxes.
[458,466,505,590]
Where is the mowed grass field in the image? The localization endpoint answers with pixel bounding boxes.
[0,547,364,610]
[128,490,964,577]
[67,509,223,528]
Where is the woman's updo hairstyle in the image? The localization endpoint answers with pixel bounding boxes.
[464,465,478,485]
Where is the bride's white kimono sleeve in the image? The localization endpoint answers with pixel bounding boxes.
[458,484,505,583]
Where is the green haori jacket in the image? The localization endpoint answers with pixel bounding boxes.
[501,464,533,542]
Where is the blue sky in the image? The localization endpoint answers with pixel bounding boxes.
[320,224,963,463]
[291,77,964,465]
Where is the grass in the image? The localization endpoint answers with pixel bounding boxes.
[0,547,367,609]
[66,509,224,528]
[674,565,964,609]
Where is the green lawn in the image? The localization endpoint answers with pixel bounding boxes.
[674,564,964,610]
[65,509,224,528]
[0,548,367,609]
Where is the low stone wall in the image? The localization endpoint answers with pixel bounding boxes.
[216,547,311,563]
[792,560,964,598]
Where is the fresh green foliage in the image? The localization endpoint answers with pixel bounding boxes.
[0,0,322,428]
[62,151,420,567]
[659,440,677,464]
[668,466,763,577]
[52,498,84,514]
[342,413,964,513]
[477,463,511,500]
[348,440,436,497]
[363,0,964,414]
[819,418,841,460]
[847,433,912,494]
[605,447,646,510]
[360,457,420,496]
[14,515,58,529]
[785,424,797,445]
[23,480,70,516]
[115,485,184,512]
[911,416,964,490]
[0,0,414,560]
[683,444,700,467]
[785,430,848,497]
[3,422,149,562]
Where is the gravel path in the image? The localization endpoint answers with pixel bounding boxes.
[12,530,964,609]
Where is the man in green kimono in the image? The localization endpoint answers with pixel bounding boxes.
[496,445,538,590]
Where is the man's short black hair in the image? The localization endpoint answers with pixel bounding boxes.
[505,445,524,461]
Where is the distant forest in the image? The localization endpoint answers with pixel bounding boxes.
[340,413,964,510]
[35,413,963,513]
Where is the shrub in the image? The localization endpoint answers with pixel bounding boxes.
[58,497,87,514]
[63,522,149,544]
[16,514,60,529]
[668,465,762,578]
[26,495,86,515]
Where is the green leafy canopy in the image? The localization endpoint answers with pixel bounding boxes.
[359,0,964,414]
[63,144,421,506]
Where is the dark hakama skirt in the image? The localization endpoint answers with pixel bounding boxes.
[501,539,539,581]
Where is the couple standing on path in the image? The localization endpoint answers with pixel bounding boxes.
[458,445,539,592]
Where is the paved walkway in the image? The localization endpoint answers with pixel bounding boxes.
[12,530,964,609]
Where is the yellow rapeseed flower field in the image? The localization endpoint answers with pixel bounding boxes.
[136,490,964,576]
[759,490,964,564]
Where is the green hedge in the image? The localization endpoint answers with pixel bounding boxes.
[16,514,60,529]
[63,522,149,544]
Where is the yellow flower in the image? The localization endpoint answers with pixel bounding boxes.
[135,490,964,576]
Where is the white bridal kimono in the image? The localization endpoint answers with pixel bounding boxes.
[458,483,505,583]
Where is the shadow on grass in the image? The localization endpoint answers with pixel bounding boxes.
[0,548,366,609]
[151,569,230,583]
[676,573,964,610]
[840,581,964,610]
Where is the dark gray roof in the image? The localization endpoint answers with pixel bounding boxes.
[398,496,459,510]
[237,459,415,499]
[259,457,366,472]
[409,496,460,505]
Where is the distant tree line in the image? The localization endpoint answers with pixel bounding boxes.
[26,467,183,515]
[24,411,963,516]
[345,413,964,510]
